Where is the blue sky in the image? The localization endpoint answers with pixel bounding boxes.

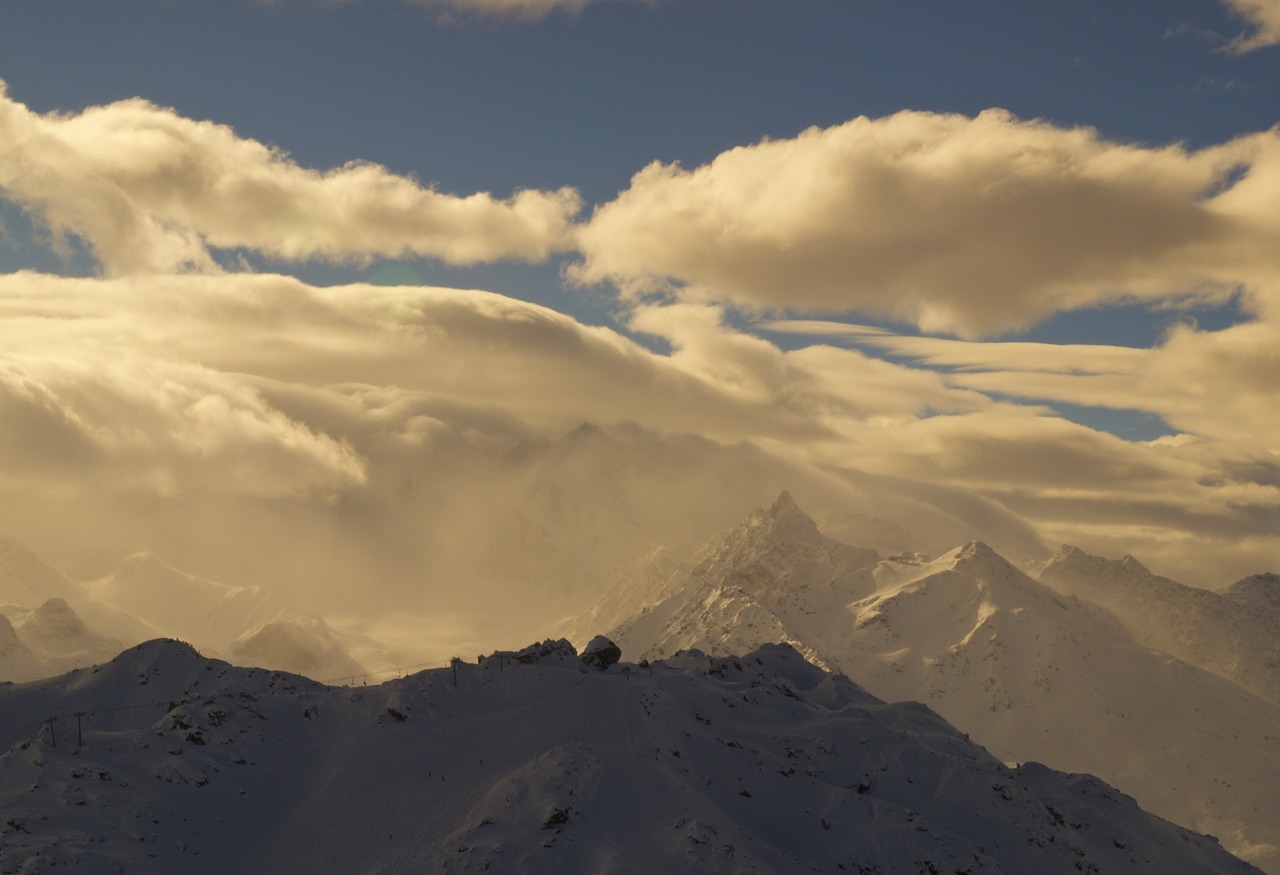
[1,0,1279,600]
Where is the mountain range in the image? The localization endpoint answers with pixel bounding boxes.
[0,535,365,685]
[565,492,1280,873]
[1037,546,1280,703]
[3,478,1279,872]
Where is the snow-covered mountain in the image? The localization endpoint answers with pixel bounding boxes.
[82,553,287,653]
[0,639,1262,875]
[1037,546,1280,702]
[561,491,880,660]
[0,614,43,683]
[226,617,365,682]
[3,598,122,675]
[579,494,1280,873]
[0,535,367,685]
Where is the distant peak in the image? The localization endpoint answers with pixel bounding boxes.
[33,597,74,616]
[959,541,999,559]
[118,551,159,568]
[114,552,181,577]
[941,541,1014,573]
[1042,545,1153,579]
[564,421,603,441]
[1119,554,1150,574]
[758,490,820,540]
[769,490,799,517]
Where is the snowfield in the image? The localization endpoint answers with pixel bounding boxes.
[0,639,1262,874]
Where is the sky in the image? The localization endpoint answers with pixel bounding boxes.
[1,0,1279,645]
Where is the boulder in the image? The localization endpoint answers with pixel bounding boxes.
[580,635,622,671]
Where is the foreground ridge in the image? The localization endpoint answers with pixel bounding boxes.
[0,639,1260,875]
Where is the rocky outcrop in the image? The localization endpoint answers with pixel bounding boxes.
[580,635,621,670]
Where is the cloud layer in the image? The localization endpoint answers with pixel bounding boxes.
[4,87,1280,645]
[0,83,581,275]
[575,109,1280,337]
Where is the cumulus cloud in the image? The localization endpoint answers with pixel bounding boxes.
[573,109,1280,337]
[0,83,581,275]
[1221,0,1280,51]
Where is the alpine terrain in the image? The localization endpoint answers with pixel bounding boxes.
[568,493,1280,873]
[0,639,1262,875]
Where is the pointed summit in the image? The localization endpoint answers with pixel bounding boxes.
[769,490,799,516]
[759,490,821,539]
[1120,554,1150,574]
[563,421,604,443]
[938,541,1017,577]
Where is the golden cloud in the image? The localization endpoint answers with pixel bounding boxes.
[0,83,581,275]
[573,109,1279,337]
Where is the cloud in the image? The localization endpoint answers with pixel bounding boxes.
[1221,0,1280,51]
[0,82,581,275]
[573,109,1280,337]
[0,351,367,498]
[399,0,598,20]
[3,265,1280,614]
[770,312,1280,450]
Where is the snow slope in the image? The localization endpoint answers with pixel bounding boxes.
[0,640,1261,875]
[586,494,1280,873]
[1037,546,1280,702]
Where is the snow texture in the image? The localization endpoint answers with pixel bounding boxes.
[0,640,1261,875]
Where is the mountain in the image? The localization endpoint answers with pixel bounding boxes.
[0,614,43,683]
[1037,546,1280,702]
[6,598,122,675]
[563,491,881,661]
[0,536,376,685]
[0,640,1261,875]
[226,618,365,682]
[583,494,1280,873]
[83,553,287,653]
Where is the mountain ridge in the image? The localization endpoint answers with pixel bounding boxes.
[0,639,1262,875]
[581,493,1280,873]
